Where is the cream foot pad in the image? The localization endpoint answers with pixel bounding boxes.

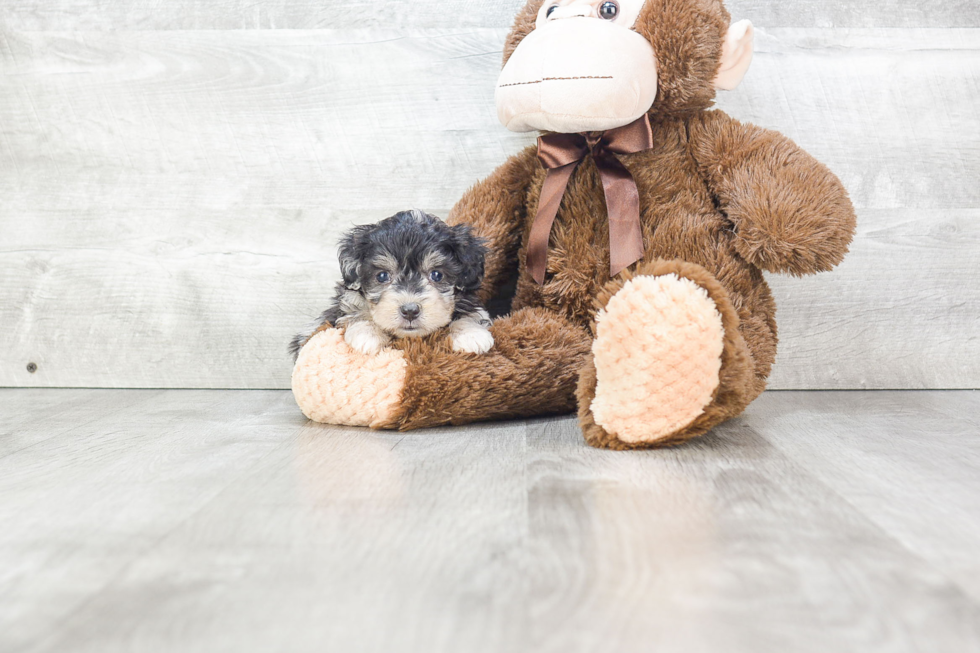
[591,274,725,443]
[291,329,407,428]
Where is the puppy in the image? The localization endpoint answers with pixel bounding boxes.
[290,209,494,360]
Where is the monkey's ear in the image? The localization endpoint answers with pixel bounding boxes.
[714,19,754,91]
[337,225,370,290]
[447,224,487,292]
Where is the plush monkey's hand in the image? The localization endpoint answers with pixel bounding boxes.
[690,110,857,276]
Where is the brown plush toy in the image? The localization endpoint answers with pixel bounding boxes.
[291,0,856,449]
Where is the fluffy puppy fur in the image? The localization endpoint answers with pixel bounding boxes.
[290,209,493,360]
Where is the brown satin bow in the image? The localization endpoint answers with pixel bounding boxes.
[527,115,654,285]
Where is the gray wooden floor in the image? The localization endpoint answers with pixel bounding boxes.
[2,390,979,653]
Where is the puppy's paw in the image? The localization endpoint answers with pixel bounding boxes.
[451,325,494,354]
[344,322,390,355]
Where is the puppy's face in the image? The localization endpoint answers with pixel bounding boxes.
[363,248,456,337]
[339,210,486,338]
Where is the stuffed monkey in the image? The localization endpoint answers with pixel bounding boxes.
[291,0,856,449]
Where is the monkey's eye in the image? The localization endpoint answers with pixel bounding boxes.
[376,271,390,283]
[546,4,558,17]
[598,0,618,19]
[429,270,444,282]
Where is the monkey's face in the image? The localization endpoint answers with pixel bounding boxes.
[496,0,657,133]
[496,0,755,134]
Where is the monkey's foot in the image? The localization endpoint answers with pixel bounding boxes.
[291,328,407,428]
[586,273,725,447]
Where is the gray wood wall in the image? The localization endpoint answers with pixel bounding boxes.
[1,1,978,390]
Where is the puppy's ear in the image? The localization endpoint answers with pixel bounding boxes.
[447,224,487,292]
[337,225,371,290]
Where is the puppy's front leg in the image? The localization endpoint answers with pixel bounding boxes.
[344,319,391,355]
[450,310,494,354]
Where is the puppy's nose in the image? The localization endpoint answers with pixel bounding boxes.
[399,303,421,321]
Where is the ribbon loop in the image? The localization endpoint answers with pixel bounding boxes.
[537,133,590,169]
[527,115,653,284]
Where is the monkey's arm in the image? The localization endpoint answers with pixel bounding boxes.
[689,110,856,276]
[447,145,538,303]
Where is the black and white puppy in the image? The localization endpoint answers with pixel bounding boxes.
[290,209,493,360]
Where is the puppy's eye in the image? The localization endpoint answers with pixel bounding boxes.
[429,270,443,282]
[546,4,558,17]
[598,0,618,19]
[376,271,390,283]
